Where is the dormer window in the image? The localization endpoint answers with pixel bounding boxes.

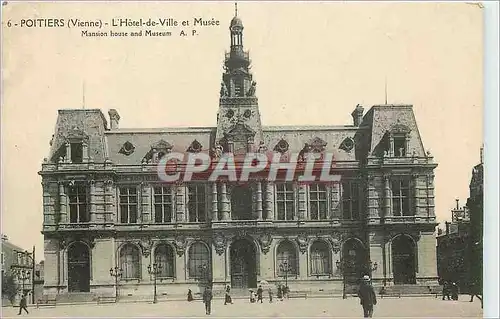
[393,136,406,157]
[143,140,174,164]
[71,142,83,163]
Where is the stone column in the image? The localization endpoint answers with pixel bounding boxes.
[297,183,307,220]
[256,181,263,220]
[59,182,67,223]
[89,180,97,223]
[211,242,228,291]
[141,183,151,223]
[383,174,391,218]
[264,182,274,220]
[220,183,230,221]
[212,183,219,221]
[82,141,89,162]
[412,174,420,217]
[104,180,114,223]
[330,182,341,219]
[367,175,379,220]
[389,135,394,157]
[405,136,410,157]
[65,143,71,163]
[176,184,186,223]
[368,232,384,285]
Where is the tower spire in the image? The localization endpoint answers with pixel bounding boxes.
[235,2,238,17]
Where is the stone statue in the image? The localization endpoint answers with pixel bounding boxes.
[220,82,228,97]
[247,81,257,96]
[258,141,267,153]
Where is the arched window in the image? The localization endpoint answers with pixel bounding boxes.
[154,244,175,278]
[188,242,210,280]
[310,241,331,275]
[120,244,141,279]
[276,240,298,276]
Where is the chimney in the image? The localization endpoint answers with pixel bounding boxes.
[351,104,364,126]
[108,109,120,130]
[455,199,459,210]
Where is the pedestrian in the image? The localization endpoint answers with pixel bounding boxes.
[257,285,264,303]
[358,275,377,318]
[277,285,283,301]
[203,286,213,315]
[268,288,273,303]
[249,290,256,303]
[187,289,193,302]
[469,280,482,307]
[450,282,459,301]
[284,285,289,299]
[442,281,451,300]
[224,285,233,305]
[18,293,29,315]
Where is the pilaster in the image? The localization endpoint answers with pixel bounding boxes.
[176,184,186,223]
[264,182,274,220]
[211,183,218,221]
[297,183,307,220]
[140,183,151,223]
[330,182,341,219]
[89,180,97,223]
[220,183,230,220]
[58,182,67,224]
[256,181,263,220]
[383,174,391,219]
[104,180,114,223]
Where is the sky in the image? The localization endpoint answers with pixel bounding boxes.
[1,2,483,261]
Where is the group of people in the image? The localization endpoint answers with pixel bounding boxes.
[441,280,460,301]
[249,285,274,303]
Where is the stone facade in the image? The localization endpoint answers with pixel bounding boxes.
[39,13,438,299]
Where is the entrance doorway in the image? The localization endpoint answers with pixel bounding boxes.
[231,186,254,220]
[392,235,417,284]
[342,239,368,290]
[67,242,91,292]
[230,238,257,289]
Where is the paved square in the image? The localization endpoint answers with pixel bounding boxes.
[2,295,483,318]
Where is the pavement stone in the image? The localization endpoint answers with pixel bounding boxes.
[1,294,483,318]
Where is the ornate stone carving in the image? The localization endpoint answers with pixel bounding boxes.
[309,137,327,153]
[220,81,229,97]
[119,141,135,156]
[140,238,153,257]
[296,234,309,254]
[258,233,272,254]
[274,139,289,154]
[257,141,268,153]
[247,81,257,96]
[174,236,187,256]
[339,137,355,153]
[213,233,227,256]
[187,139,203,153]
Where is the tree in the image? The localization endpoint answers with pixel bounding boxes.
[1,272,18,305]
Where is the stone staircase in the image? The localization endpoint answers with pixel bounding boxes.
[55,292,97,304]
[378,285,442,298]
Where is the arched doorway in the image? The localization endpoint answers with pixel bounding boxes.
[68,242,90,292]
[230,238,257,289]
[392,235,417,284]
[231,185,253,220]
[342,239,367,287]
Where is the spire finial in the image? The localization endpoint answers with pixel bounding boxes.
[82,81,86,110]
[235,2,238,16]
[384,76,388,105]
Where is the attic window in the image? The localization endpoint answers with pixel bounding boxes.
[70,143,83,163]
[394,136,406,157]
[187,140,203,153]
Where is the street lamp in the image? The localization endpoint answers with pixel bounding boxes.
[279,260,293,291]
[148,263,161,304]
[109,267,122,302]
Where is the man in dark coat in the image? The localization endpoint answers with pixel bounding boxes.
[203,286,213,315]
[442,281,451,300]
[18,293,29,315]
[257,285,264,303]
[358,275,377,318]
[469,280,483,307]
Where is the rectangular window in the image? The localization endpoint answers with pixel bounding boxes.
[309,184,328,220]
[154,186,173,223]
[393,136,406,157]
[119,187,138,223]
[70,142,83,163]
[188,185,206,222]
[342,181,361,220]
[68,182,88,223]
[392,180,412,216]
[276,183,295,221]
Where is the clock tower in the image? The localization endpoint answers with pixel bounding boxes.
[215,9,264,155]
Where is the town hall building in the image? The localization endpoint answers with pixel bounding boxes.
[39,12,438,301]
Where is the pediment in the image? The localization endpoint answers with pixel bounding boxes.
[309,137,327,153]
[151,139,173,151]
[226,123,256,137]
